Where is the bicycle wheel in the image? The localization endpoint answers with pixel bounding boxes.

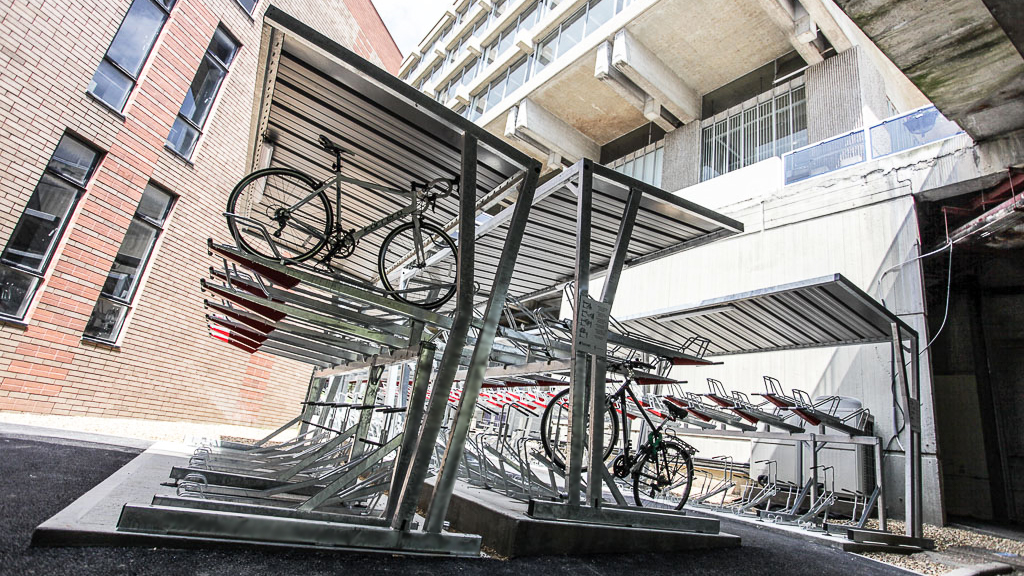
[539,388,619,471]
[377,220,458,309]
[226,167,332,262]
[632,440,694,510]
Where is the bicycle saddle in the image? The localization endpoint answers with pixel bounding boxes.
[318,134,355,157]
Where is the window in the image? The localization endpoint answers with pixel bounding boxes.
[699,82,807,181]
[166,26,239,158]
[83,183,174,343]
[0,135,102,321]
[609,142,664,187]
[482,1,541,66]
[469,56,530,120]
[88,0,176,111]
[235,0,257,13]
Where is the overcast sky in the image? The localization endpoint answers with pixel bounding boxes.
[374,0,451,57]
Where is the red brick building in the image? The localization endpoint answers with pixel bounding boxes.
[0,0,400,426]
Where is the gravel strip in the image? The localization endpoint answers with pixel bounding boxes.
[850,520,1024,575]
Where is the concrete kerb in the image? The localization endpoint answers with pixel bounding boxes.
[0,422,153,452]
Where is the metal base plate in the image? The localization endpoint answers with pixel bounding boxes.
[116,504,481,556]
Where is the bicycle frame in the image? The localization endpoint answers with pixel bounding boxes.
[609,377,664,464]
[287,172,418,246]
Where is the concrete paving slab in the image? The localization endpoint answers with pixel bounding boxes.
[32,442,190,546]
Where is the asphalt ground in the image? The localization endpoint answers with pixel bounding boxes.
[0,434,910,576]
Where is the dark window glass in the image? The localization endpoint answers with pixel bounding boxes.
[208,28,239,66]
[90,60,135,111]
[236,0,257,13]
[88,0,175,111]
[0,266,37,319]
[166,26,239,158]
[0,134,102,320]
[3,175,80,271]
[178,55,227,127]
[82,297,129,342]
[84,183,175,343]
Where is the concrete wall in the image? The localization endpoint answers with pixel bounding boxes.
[0,0,396,426]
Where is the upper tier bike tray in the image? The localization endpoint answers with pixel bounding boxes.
[616,274,916,356]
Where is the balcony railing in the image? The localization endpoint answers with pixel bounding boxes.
[869,106,963,158]
[782,106,963,185]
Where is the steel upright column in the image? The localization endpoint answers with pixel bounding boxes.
[385,343,436,520]
[350,361,384,459]
[909,333,923,537]
[390,134,479,531]
[891,322,922,538]
[586,187,641,505]
[424,163,540,533]
[566,161,593,508]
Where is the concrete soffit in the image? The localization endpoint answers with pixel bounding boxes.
[609,28,698,126]
[504,98,600,167]
[755,0,826,65]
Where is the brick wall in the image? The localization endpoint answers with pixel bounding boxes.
[0,0,397,426]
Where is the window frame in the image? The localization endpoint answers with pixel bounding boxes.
[699,79,807,182]
[165,25,241,159]
[0,134,104,322]
[88,0,176,113]
[82,182,176,345]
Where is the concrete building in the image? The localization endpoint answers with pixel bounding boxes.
[399,0,1024,524]
[0,0,399,427]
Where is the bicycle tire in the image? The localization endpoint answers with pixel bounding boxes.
[377,220,458,309]
[631,440,694,510]
[539,388,619,471]
[226,167,332,262]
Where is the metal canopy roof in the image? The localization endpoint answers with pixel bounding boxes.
[257,7,536,285]
[617,274,916,357]
[472,162,744,302]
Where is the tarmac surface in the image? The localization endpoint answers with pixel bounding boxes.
[0,433,911,576]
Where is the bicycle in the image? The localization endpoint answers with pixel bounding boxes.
[225,134,460,309]
[539,359,696,509]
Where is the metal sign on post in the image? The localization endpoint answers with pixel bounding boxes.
[576,294,611,357]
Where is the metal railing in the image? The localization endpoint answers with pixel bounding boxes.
[782,106,963,185]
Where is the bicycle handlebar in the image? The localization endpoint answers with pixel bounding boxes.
[422,177,459,199]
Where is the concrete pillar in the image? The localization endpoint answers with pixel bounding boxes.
[660,119,701,191]
[805,47,864,142]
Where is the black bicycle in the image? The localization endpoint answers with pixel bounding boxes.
[539,359,696,509]
[225,135,459,309]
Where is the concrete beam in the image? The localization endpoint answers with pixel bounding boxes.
[611,29,700,124]
[504,99,600,162]
[799,0,853,52]
[594,41,676,132]
[755,0,825,65]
